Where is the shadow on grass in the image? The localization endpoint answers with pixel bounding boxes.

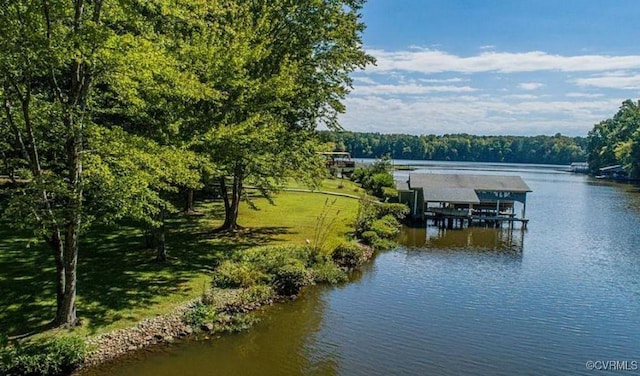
[0,199,291,336]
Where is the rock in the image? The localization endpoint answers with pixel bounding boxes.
[201,322,214,332]
[183,326,194,335]
[163,336,174,343]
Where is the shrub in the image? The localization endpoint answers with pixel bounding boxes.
[350,158,395,199]
[355,199,378,236]
[239,245,315,271]
[376,202,410,220]
[212,313,260,333]
[238,284,276,304]
[369,237,396,251]
[1,336,87,376]
[370,215,400,239]
[272,262,312,296]
[183,302,215,326]
[212,261,267,288]
[312,261,348,284]
[370,172,395,197]
[360,230,380,247]
[381,187,398,202]
[331,242,365,269]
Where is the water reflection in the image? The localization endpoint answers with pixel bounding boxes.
[80,286,340,376]
[399,225,524,253]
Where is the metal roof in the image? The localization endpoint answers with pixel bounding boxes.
[396,180,411,191]
[423,187,480,204]
[409,173,532,193]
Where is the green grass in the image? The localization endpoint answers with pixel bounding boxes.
[0,187,359,338]
[284,177,365,195]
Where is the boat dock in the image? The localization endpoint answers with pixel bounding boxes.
[397,173,532,229]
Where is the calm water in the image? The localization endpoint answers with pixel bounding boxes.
[83,164,640,376]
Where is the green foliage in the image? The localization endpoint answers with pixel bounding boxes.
[273,262,312,296]
[210,313,261,334]
[381,187,399,202]
[212,246,315,296]
[331,242,366,269]
[310,198,342,253]
[587,99,640,178]
[238,246,316,271]
[354,200,404,250]
[377,203,410,220]
[351,158,395,198]
[370,215,401,239]
[237,285,276,305]
[360,231,380,247]
[370,173,395,197]
[355,199,379,236]
[0,336,86,376]
[322,131,587,165]
[312,262,348,284]
[183,303,216,327]
[212,261,268,289]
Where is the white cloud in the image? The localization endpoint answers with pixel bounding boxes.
[339,95,622,136]
[519,82,544,90]
[479,45,496,50]
[566,92,604,98]
[352,84,477,96]
[418,77,468,83]
[574,73,640,89]
[352,76,377,85]
[367,48,640,74]
[504,94,540,100]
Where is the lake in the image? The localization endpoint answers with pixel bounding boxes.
[82,162,640,376]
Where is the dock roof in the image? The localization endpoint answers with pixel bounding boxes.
[409,173,532,193]
[423,187,480,204]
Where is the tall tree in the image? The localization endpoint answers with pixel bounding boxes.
[200,0,374,231]
[0,0,114,327]
[0,0,214,326]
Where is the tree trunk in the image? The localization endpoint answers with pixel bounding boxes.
[46,226,66,323]
[155,210,167,262]
[55,118,83,327]
[183,188,195,213]
[59,222,79,326]
[143,227,155,248]
[219,174,242,231]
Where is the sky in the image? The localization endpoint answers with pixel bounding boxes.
[339,0,640,136]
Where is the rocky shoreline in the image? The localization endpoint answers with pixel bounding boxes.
[77,243,375,372]
[81,299,197,368]
[79,287,245,369]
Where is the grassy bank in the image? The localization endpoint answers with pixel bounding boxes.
[0,183,360,339]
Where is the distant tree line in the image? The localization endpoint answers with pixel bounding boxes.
[320,131,587,165]
[586,99,640,178]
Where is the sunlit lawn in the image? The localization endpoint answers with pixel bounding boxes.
[0,186,359,338]
[285,177,365,195]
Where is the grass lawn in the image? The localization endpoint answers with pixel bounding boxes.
[284,177,365,196]
[0,187,359,338]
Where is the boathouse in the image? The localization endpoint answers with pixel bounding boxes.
[397,173,532,228]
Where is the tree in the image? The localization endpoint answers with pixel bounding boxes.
[0,0,116,327]
[198,0,374,231]
[587,99,640,177]
[0,0,214,326]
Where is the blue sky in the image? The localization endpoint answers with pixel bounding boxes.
[339,0,640,136]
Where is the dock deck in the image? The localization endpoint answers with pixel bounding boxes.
[428,207,529,229]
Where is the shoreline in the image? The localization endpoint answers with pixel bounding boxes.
[76,242,375,373]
